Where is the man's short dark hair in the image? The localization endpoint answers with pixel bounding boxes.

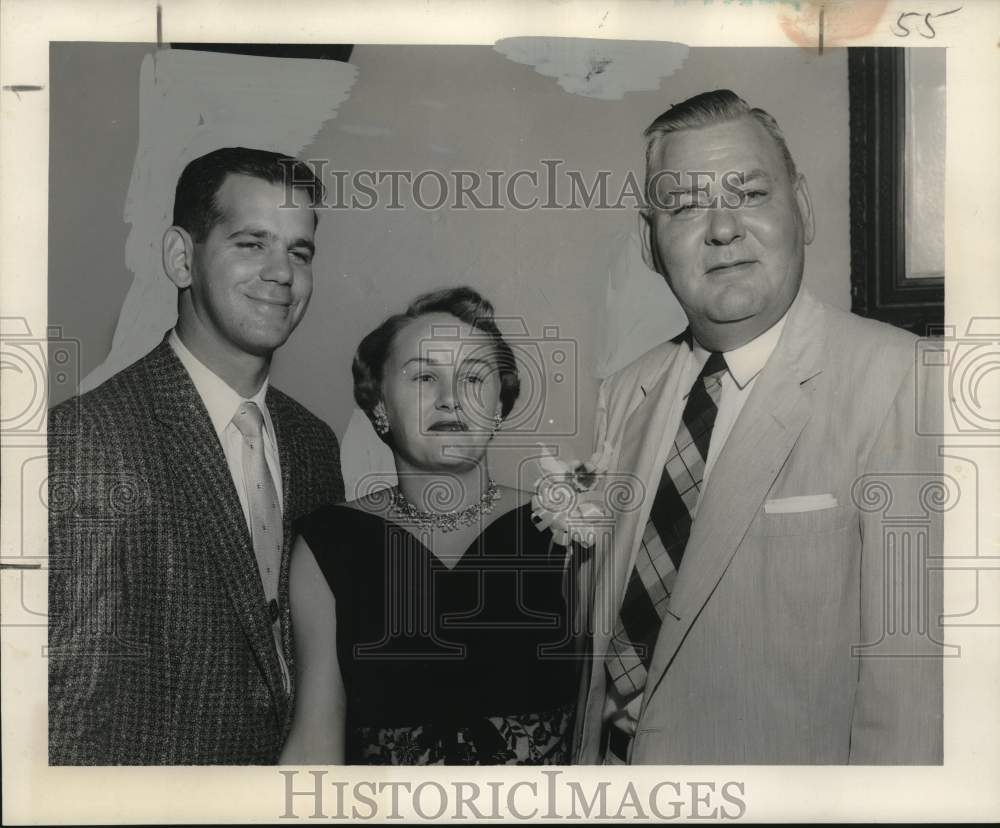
[171,147,325,242]
[353,286,521,444]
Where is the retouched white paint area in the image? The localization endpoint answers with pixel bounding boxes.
[494,37,688,101]
[341,406,397,500]
[597,229,689,379]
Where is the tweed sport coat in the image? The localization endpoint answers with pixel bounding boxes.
[48,338,344,764]
[574,290,944,764]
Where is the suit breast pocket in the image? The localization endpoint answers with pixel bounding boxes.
[738,504,860,662]
[748,504,854,538]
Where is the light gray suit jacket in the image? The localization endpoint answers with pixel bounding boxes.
[574,290,943,764]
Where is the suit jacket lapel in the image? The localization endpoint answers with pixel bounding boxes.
[266,387,301,716]
[266,388,297,556]
[146,339,290,716]
[590,343,688,671]
[640,291,827,708]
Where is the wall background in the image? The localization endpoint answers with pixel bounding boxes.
[49,43,850,487]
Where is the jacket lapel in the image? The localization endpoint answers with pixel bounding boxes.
[640,291,827,708]
[266,388,297,557]
[146,339,290,717]
[589,342,688,674]
[266,387,300,714]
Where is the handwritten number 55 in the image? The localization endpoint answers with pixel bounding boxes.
[892,7,962,39]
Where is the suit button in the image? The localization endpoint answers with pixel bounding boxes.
[269,599,279,622]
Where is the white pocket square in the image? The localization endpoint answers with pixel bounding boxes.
[764,494,838,514]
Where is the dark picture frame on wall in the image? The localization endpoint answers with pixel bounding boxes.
[848,47,945,336]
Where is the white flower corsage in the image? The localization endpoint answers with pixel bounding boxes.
[531,442,616,548]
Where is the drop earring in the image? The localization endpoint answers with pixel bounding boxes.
[373,402,390,436]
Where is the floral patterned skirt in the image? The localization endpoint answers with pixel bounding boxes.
[349,703,575,765]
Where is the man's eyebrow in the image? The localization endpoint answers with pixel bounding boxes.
[228,228,315,254]
[738,168,772,184]
[228,228,271,240]
[290,237,315,255]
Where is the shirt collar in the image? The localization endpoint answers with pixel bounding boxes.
[691,311,789,390]
[168,330,271,439]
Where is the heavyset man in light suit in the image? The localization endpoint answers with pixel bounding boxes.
[48,148,344,764]
[574,90,943,764]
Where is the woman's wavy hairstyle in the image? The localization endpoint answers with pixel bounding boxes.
[353,286,521,444]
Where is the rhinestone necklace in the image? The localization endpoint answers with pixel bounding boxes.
[389,479,501,533]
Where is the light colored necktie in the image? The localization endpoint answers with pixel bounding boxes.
[232,401,290,693]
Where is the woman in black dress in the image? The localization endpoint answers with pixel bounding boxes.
[281,287,581,765]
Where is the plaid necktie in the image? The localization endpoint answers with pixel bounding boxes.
[232,401,290,693]
[605,351,727,708]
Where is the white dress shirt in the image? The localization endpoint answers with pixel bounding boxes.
[168,331,284,530]
[685,313,787,503]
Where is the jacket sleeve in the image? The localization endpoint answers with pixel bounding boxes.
[849,357,944,764]
[47,401,139,764]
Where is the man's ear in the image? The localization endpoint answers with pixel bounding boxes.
[794,173,815,245]
[162,226,195,289]
[638,208,660,273]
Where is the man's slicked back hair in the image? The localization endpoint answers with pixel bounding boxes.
[171,147,325,242]
[643,89,798,197]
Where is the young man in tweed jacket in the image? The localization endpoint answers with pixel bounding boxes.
[48,147,345,764]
